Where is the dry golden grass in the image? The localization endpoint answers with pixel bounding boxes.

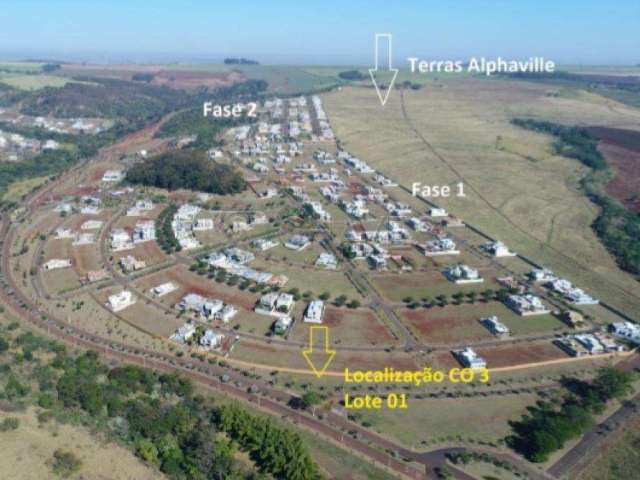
[322,80,640,318]
[0,408,161,480]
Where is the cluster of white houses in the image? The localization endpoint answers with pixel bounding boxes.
[170,323,225,349]
[529,268,599,305]
[255,292,296,334]
[178,293,238,322]
[171,204,214,250]
[207,248,288,286]
[110,219,156,253]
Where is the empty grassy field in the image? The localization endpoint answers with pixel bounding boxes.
[0,72,70,90]
[2,175,50,202]
[357,393,539,448]
[578,413,640,480]
[0,408,161,480]
[322,80,640,319]
[398,302,565,344]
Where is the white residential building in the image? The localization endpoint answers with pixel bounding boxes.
[102,170,125,182]
[252,238,279,251]
[193,218,214,231]
[255,292,295,318]
[506,294,550,316]
[178,293,224,319]
[429,208,448,217]
[609,322,640,345]
[285,235,310,251]
[419,238,460,256]
[81,220,103,230]
[315,252,338,269]
[454,347,487,369]
[483,241,516,257]
[111,229,133,251]
[304,300,325,324]
[171,323,196,343]
[106,290,136,312]
[481,316,510,337]
[133,220,156,243]
[150,282,177,297]
[200,329,224,348]
[444,265,483,284]
[43,259,72,270]
[119,255,146,272]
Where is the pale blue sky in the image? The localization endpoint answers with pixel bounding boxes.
[1,0,638,64]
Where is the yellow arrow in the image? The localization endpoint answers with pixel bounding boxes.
[302,326,336,378]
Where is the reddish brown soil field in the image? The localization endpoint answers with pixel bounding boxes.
[61,64,244,91]
[589,127,640,212]
[323,306,395,344]
[476,342,568,368]
[400,307,491,343]
[72,245,102,275]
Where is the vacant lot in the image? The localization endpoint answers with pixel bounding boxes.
[358,393,539,447]
[398,302,564,344]
[323,81,640,318]
[371,270,502,303]
[578,413,640,480]
[289,305,397,347]
[476,342,569,368]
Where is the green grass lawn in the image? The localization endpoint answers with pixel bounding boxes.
[0,73,69,90]
[357,393,539,448]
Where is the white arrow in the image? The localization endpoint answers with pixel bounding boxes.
[369,33,399,106]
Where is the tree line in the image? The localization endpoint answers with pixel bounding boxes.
[0,323,323,479]
[507,366,634,462]
[512,117,640,276]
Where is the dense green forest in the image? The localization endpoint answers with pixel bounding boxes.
[19,77,192,122]
[157,108,254,148]
[0,321,322,479]
[512,118,640,276]
[126,149,246,195]
[507,367,634,462]
[338,70,367,81]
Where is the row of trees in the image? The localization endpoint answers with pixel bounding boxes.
[511,118,607,170]
[216,404,322,480]
[155,204,181,253]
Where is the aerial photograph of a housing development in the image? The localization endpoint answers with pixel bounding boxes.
[0,1,639,479]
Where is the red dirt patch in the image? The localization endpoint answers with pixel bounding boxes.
[476,342,568,368]
[323,306,394,344]
[400,307,491,343]
[589,127,640,212]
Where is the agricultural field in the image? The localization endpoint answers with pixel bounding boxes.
[0,72,70,90]
[322,81,640,319]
